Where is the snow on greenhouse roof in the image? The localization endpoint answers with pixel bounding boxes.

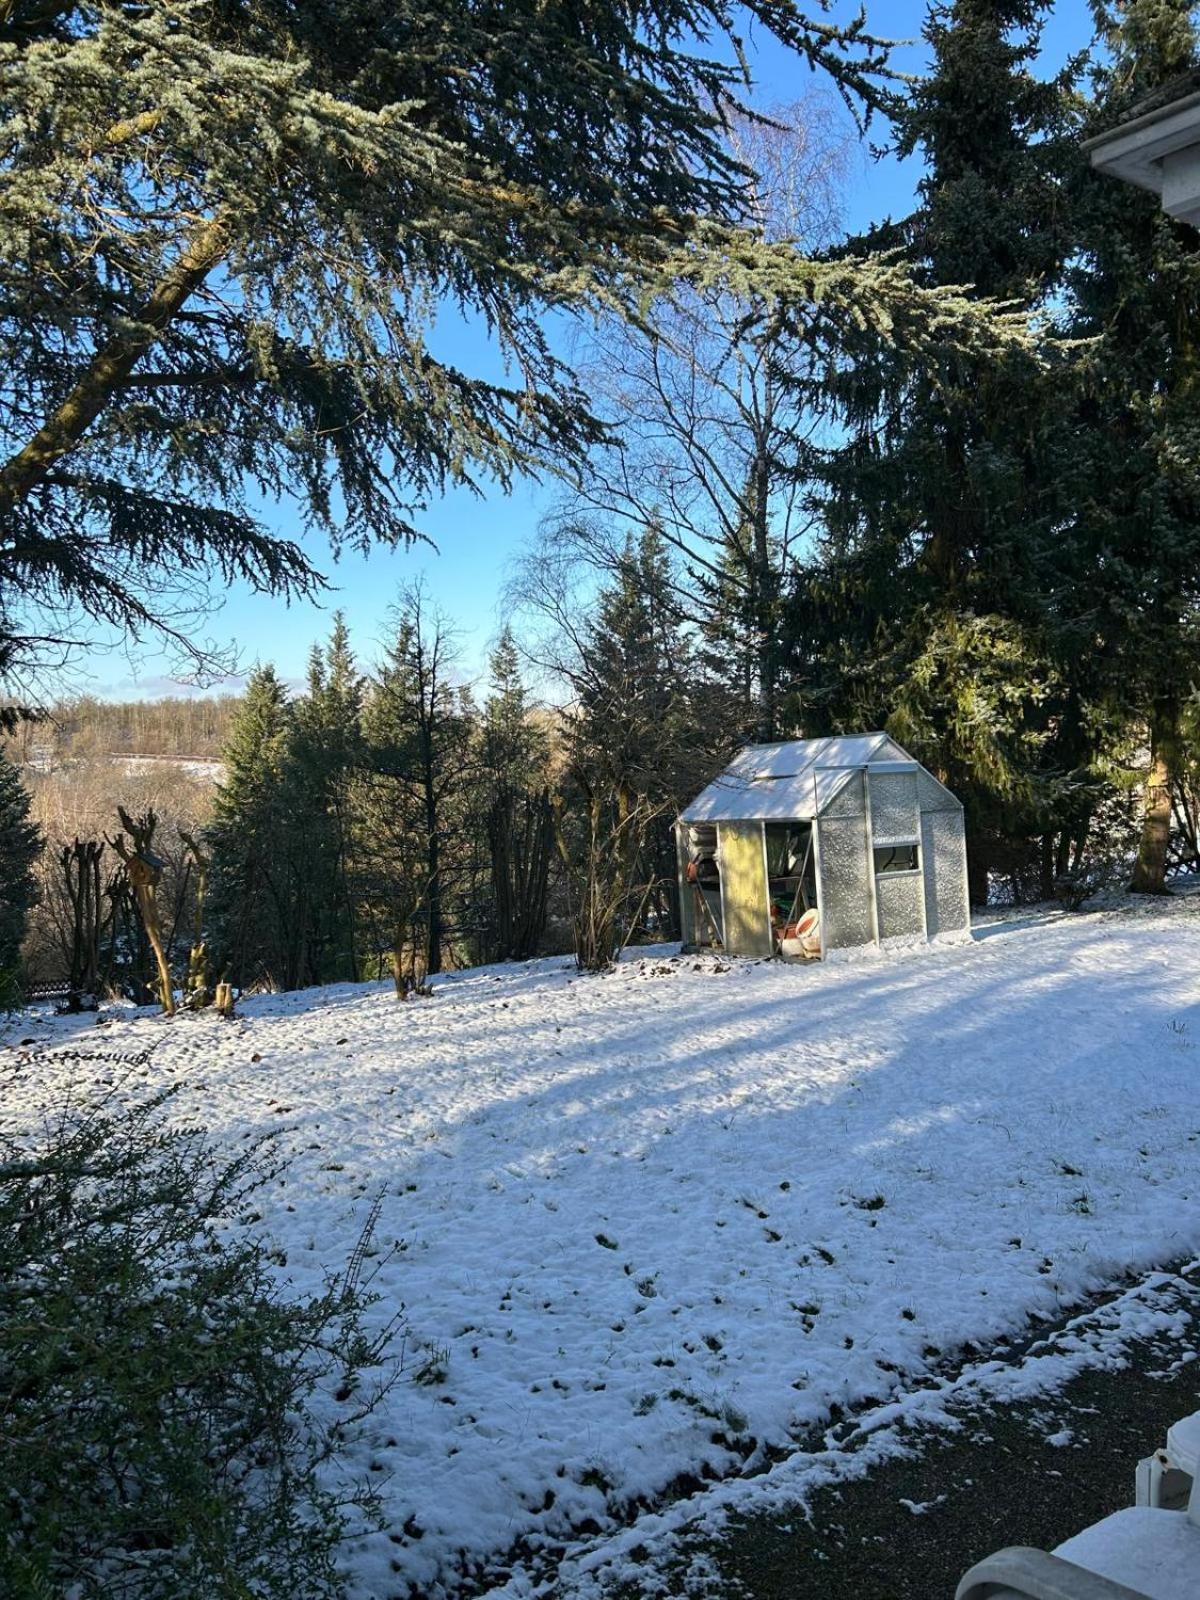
[680,733,913,823]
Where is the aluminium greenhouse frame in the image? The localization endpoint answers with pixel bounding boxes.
[677,734,971,960]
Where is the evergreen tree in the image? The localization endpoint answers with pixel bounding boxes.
[291,614,364,978]
[695,488,792,746]
[481,630,545,796]
[0,749,40,1001]
[206,666,299,988]
[572,528,694,802]
[796,0,1081,900]
[1061,0,1200,892]
[885,0,1082,298]
[363,588,473,979]
[0,0,897,697]
[480,631,552,961]
[563,525,701,945]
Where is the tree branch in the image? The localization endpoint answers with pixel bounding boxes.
[0,212,231,514]
[116,365,254,391]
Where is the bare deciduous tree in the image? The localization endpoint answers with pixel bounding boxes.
[108,808,175,1016]
[542,97,854,742]
[57,838,105,1007]
[179,829,212,1006]
[555,782,667,972]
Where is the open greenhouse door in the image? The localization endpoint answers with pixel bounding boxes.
[681,822,723,950]
[717,822,773,957]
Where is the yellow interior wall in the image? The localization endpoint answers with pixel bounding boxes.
[719,822,772,956]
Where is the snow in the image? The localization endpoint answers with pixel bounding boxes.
[899,1494,948,1514]
[544,1262,1200,1598]
[114,753,223,780]
[4,900,1200,1598]
[17,750,223,780]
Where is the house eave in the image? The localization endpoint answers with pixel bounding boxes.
[1085,90,1200,224]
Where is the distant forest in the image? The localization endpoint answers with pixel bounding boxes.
[5,697,231,1003]
[7,694,243,764]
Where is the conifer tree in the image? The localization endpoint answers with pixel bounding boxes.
[481,632,543,791]
[364,588,473,979]
[0,0,911,696]
[480,631,552,961]
[206,666,297,988]
[562,525,702,946]
[572,528,693,806]
[1063,0,1200,892]
[797,0,1080,899]
[0,749,40,1002]
[292,614,364,978]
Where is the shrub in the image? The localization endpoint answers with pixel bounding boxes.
[1053,855,1125,911]
[0,1086,393,1599]
[0,965,22,1015]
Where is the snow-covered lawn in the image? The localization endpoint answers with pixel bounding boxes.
[4,901,1200,1597]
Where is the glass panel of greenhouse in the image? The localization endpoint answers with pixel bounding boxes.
[678,734,971,960]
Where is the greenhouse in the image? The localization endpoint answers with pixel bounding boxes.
[677,734,971,960]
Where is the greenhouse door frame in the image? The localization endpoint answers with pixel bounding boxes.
[715,820,774,958]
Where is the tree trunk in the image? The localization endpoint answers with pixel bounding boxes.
[424,800,442,977]
[1131,735,1174,895]
[109,808,175,1014]
[179,831,211,1006]
[334,795,359,982]
[488,785,552,961]
[61,838,104,1003]
[966,839,990,908]
[749,440,778,743]
[1054,831,1071,880]
[1038,832,1055,900]
[129,865,175,1015]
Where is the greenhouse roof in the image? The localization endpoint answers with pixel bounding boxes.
[680,733,915,824]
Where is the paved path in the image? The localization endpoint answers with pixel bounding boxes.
[691,1264,1200,1598]
[590,1262,1200,1599]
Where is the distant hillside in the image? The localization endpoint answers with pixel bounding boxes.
[5,694,242,770]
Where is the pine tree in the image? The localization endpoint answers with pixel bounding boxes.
[695,493,791,746]
[1061,0,1200,892]
[572,529,692,800]
[0,749,40,1002]
[480,631,552,961]
[562,525,701,951]
[291,614,364,979]
[481,630,545,796]
[887,0,1082,298]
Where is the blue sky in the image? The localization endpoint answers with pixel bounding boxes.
[90,0,1095,701]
